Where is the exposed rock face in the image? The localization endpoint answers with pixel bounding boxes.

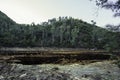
[0,61,120,80]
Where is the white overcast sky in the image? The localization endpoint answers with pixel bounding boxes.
[0,0,120,27]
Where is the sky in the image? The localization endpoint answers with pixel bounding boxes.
[0,0,120,27]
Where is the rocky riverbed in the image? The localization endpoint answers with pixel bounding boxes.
[0,61,120,80]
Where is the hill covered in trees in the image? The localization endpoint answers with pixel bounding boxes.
[0,11,119,50]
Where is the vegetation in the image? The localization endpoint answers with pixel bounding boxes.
[93,0,120,30]
[92,0,120,66]
[0,11,119,50]
[94,0,120,16]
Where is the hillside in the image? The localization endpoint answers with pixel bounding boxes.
[0,11,16,26]
[0,11,119,50]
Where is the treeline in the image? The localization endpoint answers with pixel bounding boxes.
[0,11,120,50]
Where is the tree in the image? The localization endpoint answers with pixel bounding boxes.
[91,0,120,52]
[94,0,120,17]
[1,10,119,49]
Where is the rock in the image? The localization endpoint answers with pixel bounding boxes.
[0,61,120,80]
[19,73,27,78]
[0,75,4,79]
[51,67,59,71]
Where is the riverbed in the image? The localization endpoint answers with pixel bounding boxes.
[0,60,120,80]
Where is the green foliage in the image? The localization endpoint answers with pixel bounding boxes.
[0,11,119,50]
